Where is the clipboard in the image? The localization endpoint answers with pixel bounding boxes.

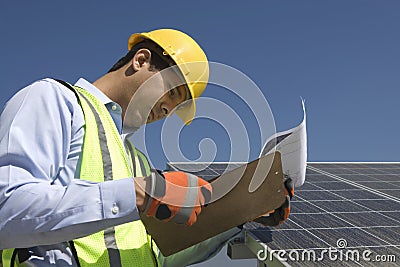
[140,151,286,256]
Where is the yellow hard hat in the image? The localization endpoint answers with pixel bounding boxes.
[128,29,209,125]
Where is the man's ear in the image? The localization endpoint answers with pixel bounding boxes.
[132,48,151,71]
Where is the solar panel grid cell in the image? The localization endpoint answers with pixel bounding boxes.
[312,201,369,213]
[290,201,325,214]
[313,181,362,190]
[333,189,386,200]
[296,190,344,201]
[303,174,339,182]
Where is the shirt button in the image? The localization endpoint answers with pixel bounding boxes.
[112,205,119,214]
[111,105,117,111]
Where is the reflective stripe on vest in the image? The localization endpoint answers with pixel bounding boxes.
[72,87,159,267]
[2,84,159,267]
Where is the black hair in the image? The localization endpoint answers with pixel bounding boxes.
[108,39,174,73]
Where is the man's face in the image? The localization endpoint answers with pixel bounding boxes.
[123,66,188,130]
[146,84,188,124]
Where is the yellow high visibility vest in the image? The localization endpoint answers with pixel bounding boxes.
[2,83,159,267]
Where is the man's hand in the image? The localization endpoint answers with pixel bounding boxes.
[142,170,212,226]
[253,177,294,227]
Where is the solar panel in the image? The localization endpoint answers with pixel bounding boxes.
[168,162,400,266]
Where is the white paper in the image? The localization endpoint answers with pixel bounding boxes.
[259,99,307,187]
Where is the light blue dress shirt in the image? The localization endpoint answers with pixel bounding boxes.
[0,78,139,263]
[0,78,240,266]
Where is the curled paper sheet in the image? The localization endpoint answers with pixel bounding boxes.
[260,99,307,187]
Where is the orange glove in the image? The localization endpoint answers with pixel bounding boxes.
[253,177,294,227]
[143,170,212,226]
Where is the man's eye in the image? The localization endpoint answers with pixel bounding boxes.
[169,89,176,97]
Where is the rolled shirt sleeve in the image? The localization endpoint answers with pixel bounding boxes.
[0,79,140,249]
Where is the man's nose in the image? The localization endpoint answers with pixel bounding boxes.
[160,101,175,117]
[158,103,169,118]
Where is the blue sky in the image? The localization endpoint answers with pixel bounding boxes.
[1,1,399,265]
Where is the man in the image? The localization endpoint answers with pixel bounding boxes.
[0,28,292,266]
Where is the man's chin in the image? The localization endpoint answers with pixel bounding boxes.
[123,118,143,133]
[145,116,157,124]
[125,110,144,125]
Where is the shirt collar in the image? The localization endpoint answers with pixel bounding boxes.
[74,78,114,106]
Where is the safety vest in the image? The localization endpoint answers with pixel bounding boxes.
[2,82,159,267]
